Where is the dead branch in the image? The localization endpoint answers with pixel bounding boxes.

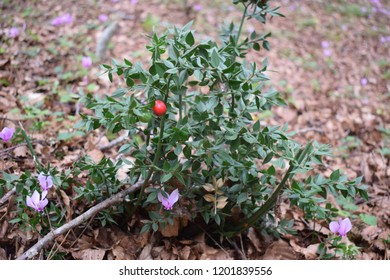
[17,181,143,260]
[0,187,16,207]
[96,22,118,59]
[292,127,323,135]
[98,131,129,151]
[0,140,47,157]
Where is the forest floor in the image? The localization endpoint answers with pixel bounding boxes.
[0,0,389,260]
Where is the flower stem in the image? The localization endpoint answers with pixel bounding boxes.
[19,122,43,170]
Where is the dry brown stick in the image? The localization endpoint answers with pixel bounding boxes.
[47,229,72,260]
[0,140,47,156]
[0,187,16,207]
[69,214,96,249]
[96,22,118,59]
[292,127,323,135]
[98,131,129,151]
[17,181,143,260]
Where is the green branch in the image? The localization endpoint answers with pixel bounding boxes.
[134,76,172,209]
[226,142,313,234]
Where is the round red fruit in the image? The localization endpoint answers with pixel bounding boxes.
[153,100,167,116]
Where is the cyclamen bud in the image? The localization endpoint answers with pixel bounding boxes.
[38,173,53,191]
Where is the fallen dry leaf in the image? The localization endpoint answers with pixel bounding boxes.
[13,146,28,157]
[261,240,297,260]
[360,226,381,243]
[373,230,390,251]
[0,248,6,260]
[59,189,72,222]
[289,239,319,260]
[178,245,192,260]
[138,244,153,260]
[247,227,262,252]
[159,218,179,237]
[199,245,234,260]
[87,149,104,164]
[71,248,106,260]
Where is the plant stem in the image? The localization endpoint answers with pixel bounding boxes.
[228,142,313,234]
[236,4,248,45]
[230,91,235,117]
[134,116,165,208]
[179,94,182,122]
[133,77,172,210]
[19,122,43,170]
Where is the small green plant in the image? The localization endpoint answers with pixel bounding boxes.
[319,236,360,260]
[318,218,359,260]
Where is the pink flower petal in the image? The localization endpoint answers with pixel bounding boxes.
[329,221,340,233]
[339,218,352,236]
[82,56,92,68]
[98,14,108,22]
[31,190,40,205]
[168,189,179,205]
[41,190,48,199]
[157,192,166,203]
[39,198,49,210]
[194,4,203,11]
[9,27,20,38]
[26,195,34,209]
[38,173,53,191]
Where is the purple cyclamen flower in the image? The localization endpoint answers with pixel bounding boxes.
[0,127,15,142]
[51,13,73,26]
[130,0,138,4]
[361,78,368,86]
[26,190,48,212]
[38,173,53,191]
[323,49,332,57]
[379,7,390,16]
[9,27,20,38]
[369,0,381,7]
[329,218,352,237]
[82,56,92,68]
[321,41,330,49]
[194,4,203,11]
[379,36,390,43]
[158,189,179,210]
[51,17,62,26]
[98,14,108,22]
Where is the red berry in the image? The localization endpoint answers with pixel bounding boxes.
[153,100,167,116]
